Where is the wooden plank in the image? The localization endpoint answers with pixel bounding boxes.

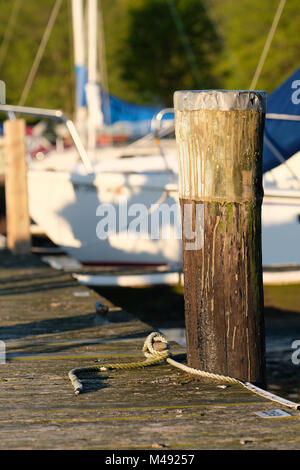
[0,252,300,450]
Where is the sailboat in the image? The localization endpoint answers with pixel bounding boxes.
[1,0,300,268]
[27,0,181,267]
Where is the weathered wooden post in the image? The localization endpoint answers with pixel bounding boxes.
[4,119,31,255]
[174,90,266,385]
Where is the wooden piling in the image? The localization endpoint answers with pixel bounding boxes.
[174,90,266,384]
[4,119,31,255]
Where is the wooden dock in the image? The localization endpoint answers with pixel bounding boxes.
[0,252,300,450]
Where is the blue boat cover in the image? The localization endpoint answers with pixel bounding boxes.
[264,66,300,173]
[75,65,166,124]
[100,90,164,125]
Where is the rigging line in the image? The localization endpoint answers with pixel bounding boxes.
[166,0,201,86]
[0,0,22,70]
[18,0,63,107]
[250,0,286,90]
[98,2,111,128]
[67,0,76,115]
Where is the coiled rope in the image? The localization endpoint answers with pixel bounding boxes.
[68,331,300,410]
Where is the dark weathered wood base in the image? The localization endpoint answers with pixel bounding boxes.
[181,199,266,385]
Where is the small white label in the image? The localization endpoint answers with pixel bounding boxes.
[73,291,90,297]
[255,409,291,419]
[0,340,6,364]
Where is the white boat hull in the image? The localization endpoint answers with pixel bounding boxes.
[262,191,300,266]
[28,169,182,266]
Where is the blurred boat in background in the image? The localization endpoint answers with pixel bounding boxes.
[25,65,300,268]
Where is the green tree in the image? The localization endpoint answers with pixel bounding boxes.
[0,0,74,114]
[209,0,300,93]
[0,0,298,116]
[120,0,230,106]
[101,0,139,104]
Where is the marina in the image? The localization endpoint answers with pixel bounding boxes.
[0,0,300,453]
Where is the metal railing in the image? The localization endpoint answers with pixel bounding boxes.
[151,107,174,137]
[0,104,94,174]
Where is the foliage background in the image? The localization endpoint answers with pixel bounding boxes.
[0,0,298,116]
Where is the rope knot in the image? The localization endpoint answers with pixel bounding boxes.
[142,332,170,360]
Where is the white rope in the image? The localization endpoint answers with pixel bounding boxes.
[68,331,300,410]
[18,0,63,106]
[166,357,240,385]
[250,0,286,90]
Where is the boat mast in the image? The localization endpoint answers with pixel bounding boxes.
[71,0,87,139]
[86,0,103,151]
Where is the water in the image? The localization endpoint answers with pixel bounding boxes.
[160,327,186,347]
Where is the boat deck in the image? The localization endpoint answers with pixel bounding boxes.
[0,252,300,450]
